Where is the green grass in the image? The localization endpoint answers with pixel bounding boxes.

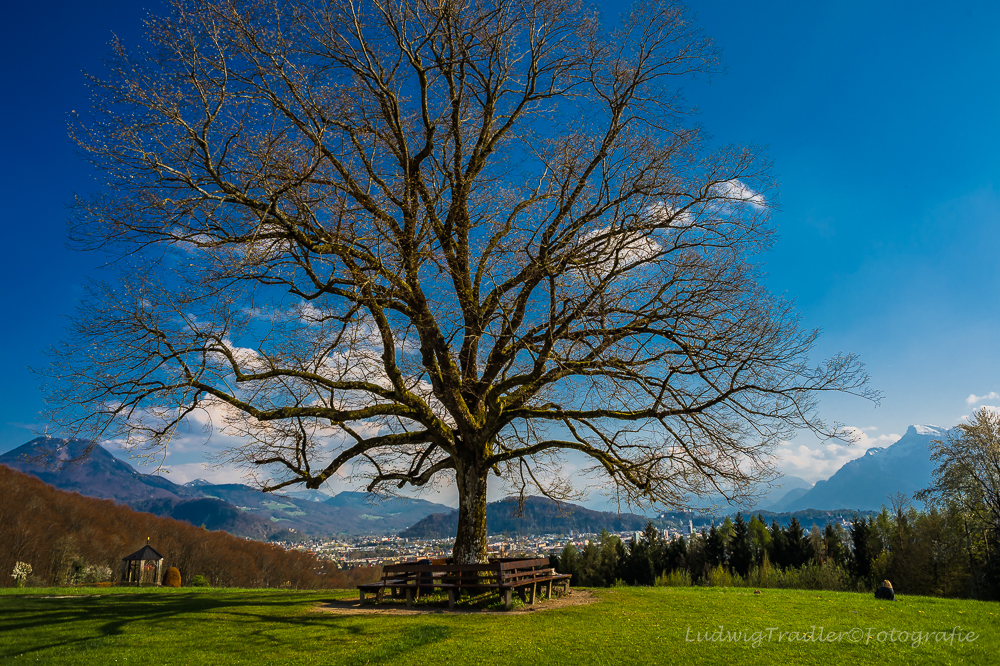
[0,586,996,665]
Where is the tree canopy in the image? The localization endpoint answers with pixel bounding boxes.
[44,0,873,562]
[917,407,1000,590]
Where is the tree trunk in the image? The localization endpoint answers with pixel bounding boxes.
[452,463,489,564]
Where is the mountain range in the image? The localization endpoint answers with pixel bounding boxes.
[0,438,452,539]
[400,496,650,538]
[586,473,814,515]
[763,425,949,512]
[0,424,954,538]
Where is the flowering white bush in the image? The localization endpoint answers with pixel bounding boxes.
[81,564,114,584]
[11,562,32,587]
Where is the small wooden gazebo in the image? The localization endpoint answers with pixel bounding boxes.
[121,538,164,585]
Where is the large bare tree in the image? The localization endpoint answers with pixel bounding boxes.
[44,0,874,562]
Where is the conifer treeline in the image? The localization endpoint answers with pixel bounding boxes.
[554,508,999,600]
[0,466,380,588]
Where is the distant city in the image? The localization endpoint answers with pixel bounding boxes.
[275,514,862,570]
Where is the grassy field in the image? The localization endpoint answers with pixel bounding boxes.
[1,585,997,665]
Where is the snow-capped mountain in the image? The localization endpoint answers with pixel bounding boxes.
[778,425,950,512]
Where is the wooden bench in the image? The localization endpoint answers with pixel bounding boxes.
[358,557,571,610]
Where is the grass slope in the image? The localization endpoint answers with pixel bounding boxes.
[1,586,997,665]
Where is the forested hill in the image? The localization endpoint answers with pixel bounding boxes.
[400,496,649,538]
[0,465,380,588]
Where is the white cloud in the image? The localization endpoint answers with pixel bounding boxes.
[576,226,662,279]
[710,179,767,210]
[844,427,904,450]
[157,462,249,485]
[771,427,902,483]
[966,391,999,405]
[643,202,693,227]
[960,405,1000,421]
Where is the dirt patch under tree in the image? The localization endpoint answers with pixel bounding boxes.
[314,589,596,616]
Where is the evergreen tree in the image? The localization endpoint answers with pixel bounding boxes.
[850,514,873,583]
[784,517,810,568]
[769,520,788,568]
[579,541,602,586]
[595,530,626,586]
[823,523,849,568]
[664,536,688,575]
[555,543,580,580]
[687,530,708,581]
[642,521,665,579]
[706,523,726,568]
[623,533,656,586]
[730,513,753,578]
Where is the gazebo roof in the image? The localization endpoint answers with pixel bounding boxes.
[122,543,164,561]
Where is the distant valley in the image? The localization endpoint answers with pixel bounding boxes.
[0,424,952,540]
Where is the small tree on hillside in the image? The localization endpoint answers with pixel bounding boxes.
[917,408,1000,595]
[748,514,771,567]
[918,409,1000,538]
[44,0,873,563]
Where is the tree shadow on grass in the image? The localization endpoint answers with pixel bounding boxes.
[0,592,349,659]
[340,624,453,666]
[0,591,458,662]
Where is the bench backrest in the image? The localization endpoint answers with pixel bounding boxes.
[380,557,554,585]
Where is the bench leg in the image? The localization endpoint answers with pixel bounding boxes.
[503,589,513,610]
[529,582,536,605]
[448,589,456,610]
[547,581,552,599]
[405,588,413,608]
[359,589,366,603]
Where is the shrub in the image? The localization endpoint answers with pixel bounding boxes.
[189,574,209,587]
[11,562,32,589]
[81,564,114,584]
[655,569,692,587]
[706,564,735,587]
[164,567,182,587]
[870,551,892,588]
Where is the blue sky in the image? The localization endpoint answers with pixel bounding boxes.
[1,1,998,501]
